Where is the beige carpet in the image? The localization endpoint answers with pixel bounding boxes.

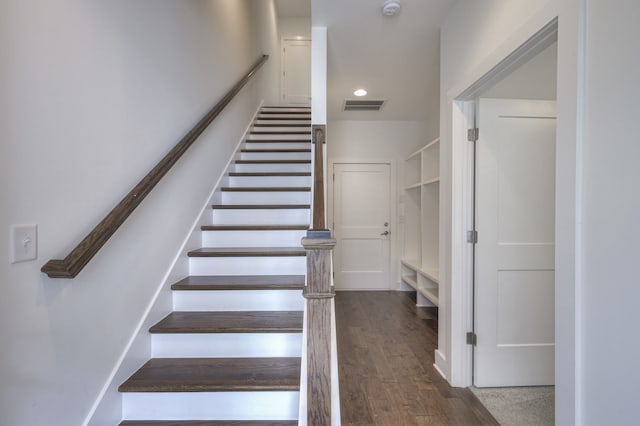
[470,386,554,425]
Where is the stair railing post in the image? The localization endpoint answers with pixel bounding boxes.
[311,125,326,230]
[304,123,335,424]
[302,230,335,426]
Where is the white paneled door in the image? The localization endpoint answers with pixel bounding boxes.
[333,163,391,290]
[475,98,557,387]
[281,39,311,105]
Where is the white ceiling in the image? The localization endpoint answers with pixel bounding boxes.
[278,0,455,121]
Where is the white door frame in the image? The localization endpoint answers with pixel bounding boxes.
[328,158,397,290]
[448,19,564,386]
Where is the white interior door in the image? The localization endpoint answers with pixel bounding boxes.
[281,39,310,105]
[333,163,391,290]
[475,98,556,387]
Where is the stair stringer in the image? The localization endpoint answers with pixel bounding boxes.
[84,102,265,426]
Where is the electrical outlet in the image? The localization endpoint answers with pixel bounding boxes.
[11,224,37,263]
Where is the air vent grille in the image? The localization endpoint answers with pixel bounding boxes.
[343,99,386,111]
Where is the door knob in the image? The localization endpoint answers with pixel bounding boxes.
[381,230,390,236]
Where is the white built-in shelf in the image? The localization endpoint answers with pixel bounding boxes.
[402,136,440,309]
[401,259,439,285]
[406,177,440,191]
[419,267,439,284]
[418,286,439,306]
[406,137,440,161]
[401,275,418,290]
[401,258,421,271]
[422,177,440,186]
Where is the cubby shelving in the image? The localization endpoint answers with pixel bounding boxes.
[401,137,440,307]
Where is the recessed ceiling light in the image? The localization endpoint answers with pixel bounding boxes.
[354,89,368,97]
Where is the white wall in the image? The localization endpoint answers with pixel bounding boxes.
[327,119,437,288]
[440,1,583,425]
[482,42,557,100]
[443,0,640,424]
[0,1,279,424]
[581,1,640,424]
[280,17,312,39]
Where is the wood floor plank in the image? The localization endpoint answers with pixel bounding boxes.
[119,357,301,392]
[149,311,303,334]
[336,291,498,425]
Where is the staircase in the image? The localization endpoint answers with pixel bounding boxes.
[118,106,312,425]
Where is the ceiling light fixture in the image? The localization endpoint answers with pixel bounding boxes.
[354,89,368,97]
[381,0,401,16]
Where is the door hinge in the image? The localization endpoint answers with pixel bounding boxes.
[467,128,479,142]
[467,230,478,244]
[466,332,477,346]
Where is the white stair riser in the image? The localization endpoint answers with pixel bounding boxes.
[122,391,299,421]
[247,134,310,141]
[189,256,306,275]
[212,209,310,225]
[233,163,311,173]
[245,142,311,150]
[203,230,307,247]
[151,333,302,358]
[239,152,311,161]
[226,176,312,187]
[173,290,305,311]
[220,191,310,204]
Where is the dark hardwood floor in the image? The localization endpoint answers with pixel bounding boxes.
[336,291,498,425]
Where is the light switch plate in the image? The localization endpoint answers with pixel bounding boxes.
[11,224,37,263]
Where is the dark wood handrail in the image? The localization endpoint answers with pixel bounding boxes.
[42,55,269,279]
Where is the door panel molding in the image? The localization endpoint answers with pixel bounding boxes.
[328,159,396,291]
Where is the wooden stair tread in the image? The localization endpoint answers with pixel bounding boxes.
[188,247,306,257]
[171,275,305,290]
[250,131,310,135]
[245,139,311,143]
[259,111,310,115]
[150,311,303,334]
[253,124,311,128]
[240,148,311,153]
[228,172,311,177]
[212,204,310,209]
[256,118,310,122]
[202,225,309,231]
[118,357,301,392]
[220,187,310,192]
[121,421,297,426]
[235,159,311,164]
